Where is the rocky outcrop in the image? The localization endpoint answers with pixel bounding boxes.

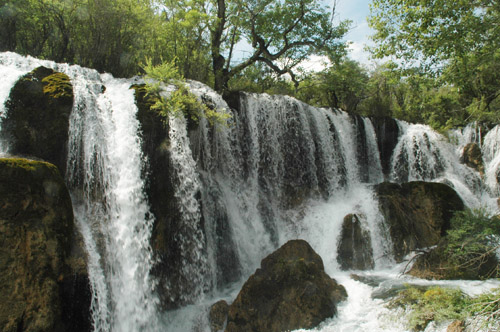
[209,300,229,332]
[225,240,347,332]
[461,143,484,174]
[0,158,90,332]
[133,85,240,309]
[370,116,400,176]
[408,239,499,280]
[2,67,73,175]
[132,84,182,309]
[375,181,464,262]
[337,214,374,270]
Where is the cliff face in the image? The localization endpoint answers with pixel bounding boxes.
[1,66,73,175]
[0,158,90,332]
[374,181,465,262]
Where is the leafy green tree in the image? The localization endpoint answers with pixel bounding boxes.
[297,59,369,113]
[209,0,351,92]
[157,0,213,82]
[0,0,169,76]
[368,0,500,125]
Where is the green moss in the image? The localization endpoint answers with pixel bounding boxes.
[390,285,500,331]
[389,286,468,331]
[42,72,72,99]
[0,157,58,173]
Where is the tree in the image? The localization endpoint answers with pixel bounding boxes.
[368,0,500,125]
[296,59,369,113]
[209,0,350,92]
[0,0,168,77]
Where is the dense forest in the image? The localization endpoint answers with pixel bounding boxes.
[1,0,498,130]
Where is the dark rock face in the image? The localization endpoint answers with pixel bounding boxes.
[133,85,240,308]
[408,239,499,280]
[370,116,400,177]
[351,114,370,183]
[132,84,181,309]
[0,158,90,332]
[337,214,374,270]
[209,300,229,332]
[461,143,484,174]
[2,67,73,175]
[375,181,464,262]
[225,240,347,332]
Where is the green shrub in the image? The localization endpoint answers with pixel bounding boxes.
[389,286,468,331]
[141,58,230,126]
[445,209,500,278]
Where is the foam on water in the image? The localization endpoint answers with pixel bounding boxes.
[2,53,500,332]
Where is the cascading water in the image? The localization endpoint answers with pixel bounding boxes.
[390,122,493,208]
[1,53,499,332]
[483,125,500,195]
[0,53,159,332]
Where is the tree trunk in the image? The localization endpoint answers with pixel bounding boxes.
[212,0,227,92]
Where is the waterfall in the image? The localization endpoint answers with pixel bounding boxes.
[2,53,500,332]
[0,53,159,332]
[483,125,500,195]
[187,85,395,285]
[165,114,210,303]
[67,73,159,332]
[389,122,491,208]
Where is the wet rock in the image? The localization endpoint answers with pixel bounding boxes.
[132,85,240,308]
[461,143,484,174]
[225,239,347,332]
[337,214,374,270]
[0,158,90,332]
[349,274,386,288]
[2,67,73,175]
[370,116,400,177]
[375,181,464,262]
[209,300,229,332]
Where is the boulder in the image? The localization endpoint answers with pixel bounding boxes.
[0,158,90,332]
[337,214,374,270]
[2,67,73,175]
[461,143,484,174]
[209,300,229,332]
[375,181,464,262]
[225,239,347,332]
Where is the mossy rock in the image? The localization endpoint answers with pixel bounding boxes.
[375,181,464,262]
[2,66,73,175]
[0,158,91,332]
[225,240,347,332]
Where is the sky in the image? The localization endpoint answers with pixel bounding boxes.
[334,0,374,65]
[291,0,377,72]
